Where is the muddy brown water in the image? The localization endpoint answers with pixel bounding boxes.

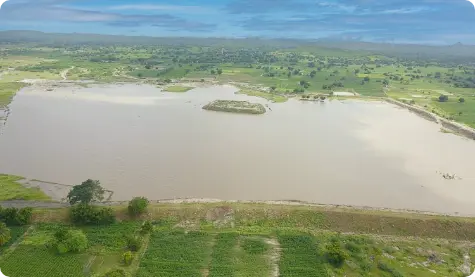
[1,84,475,215]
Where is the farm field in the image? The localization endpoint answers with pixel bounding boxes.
[0,204,474,277]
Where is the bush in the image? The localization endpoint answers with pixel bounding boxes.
[48,227,88,254]
[439,95,449,102]
[459,97,465,103]
[0,222,11,246]
[325,241,348,268]
[125,235,142,252]
[377,262,404,277]
[70,204,115,225]
[128,197,149,217]
[140,220,153,235]
[103,269,129,277]
[122,251,134,265]
[0,206,33,226]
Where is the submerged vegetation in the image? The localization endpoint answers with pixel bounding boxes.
[203,100,266,114]
[0,174,50,201]
[163,86,194,93]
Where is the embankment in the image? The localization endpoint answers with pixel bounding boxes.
[386,98,475,140]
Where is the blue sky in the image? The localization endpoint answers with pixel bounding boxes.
[0,0,474,45]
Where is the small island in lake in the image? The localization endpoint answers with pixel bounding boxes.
[202,100,266,114]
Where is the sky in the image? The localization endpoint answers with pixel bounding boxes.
[0,0,474,45]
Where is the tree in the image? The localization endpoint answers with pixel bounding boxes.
[217,68,223,75]
[363,76,370,82]
[439,95,449,102]
[48,227,88,254]
[325,241,348,268]
[128,197,149,217]
[67,179,105,205]
[270,86,276,92]
[0,222,11,246]
[459,97,465,103]
[210,69,216,75]
[137,73,143,78]
[122,251,134,265]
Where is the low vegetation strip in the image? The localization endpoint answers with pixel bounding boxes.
[208,232,239,277]
[202,100,266,114]
[0,175,50,201]
[164,86,194,93]
[237,89,287,103]
[137,230,212,277]
[277,233,329,276]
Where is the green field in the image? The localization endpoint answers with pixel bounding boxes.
[0,204,473,277]
[163,86,194,93]
[1,33,475,128]
[0,175,50,201]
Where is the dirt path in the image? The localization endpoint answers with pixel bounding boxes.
[60,66,74,80]
[0,225,35,260]
[264,238,281,277]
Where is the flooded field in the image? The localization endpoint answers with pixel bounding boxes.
[1,84,475,215]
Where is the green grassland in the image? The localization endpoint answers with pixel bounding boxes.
[1,203,475,276]
[0,175,50,201]
[163,86,194,93]
[2,40,475,127]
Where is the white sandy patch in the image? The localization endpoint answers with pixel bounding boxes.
[333,91,355,96]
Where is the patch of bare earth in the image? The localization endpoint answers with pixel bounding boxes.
[205,206,235,228]
[264,238,281,277]
[201,235,217,277]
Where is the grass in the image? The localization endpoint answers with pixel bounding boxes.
[208,232,239,276]
[202,100,267,114]
[0,174,50,201]
[237,89,288,103]
[0,226,27,254]
[0,209,473,276]
[164,86,194,93]
[278,233,329,276]
[137,230,213,277]
[0,246,86,277]
[0,82,27,108]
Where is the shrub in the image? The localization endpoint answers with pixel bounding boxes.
[0,207,33,226]
[439,95,449,102]
[459,97,465,103]
[70,204,115,225]
[377,262,404,277]
[48,227,88,254]
[125,235,142,252]
[140,220,153,235]
[103,269,129,277]
[122,251,134,265]
[325,241,348,268]
[128,197,149,217]
[0,222,11,246]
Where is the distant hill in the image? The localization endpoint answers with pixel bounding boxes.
[0,30,474,61]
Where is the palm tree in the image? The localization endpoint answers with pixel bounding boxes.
[0,222,11,246]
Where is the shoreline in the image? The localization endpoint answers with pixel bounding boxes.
[0,197,470,218]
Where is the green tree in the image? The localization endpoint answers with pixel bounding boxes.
[325,241,348,268]
[67,179,105,205]
[128,197,149,217]
[140,220,154,234]
[363,76,370,82]
[48,227,88,254]
[439,95,449,102]
[217,68,223,75]
[459,97,465,103]
[0,222,11,246]
[122,251,134,265]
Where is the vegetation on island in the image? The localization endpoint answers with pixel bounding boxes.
[163,86,194,93]
[203,100,267,114]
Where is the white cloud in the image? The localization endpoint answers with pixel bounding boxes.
[109,4,214,13]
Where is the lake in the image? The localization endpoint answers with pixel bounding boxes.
[1,84,475,215]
